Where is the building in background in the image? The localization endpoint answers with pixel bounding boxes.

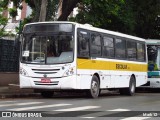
[2,1,31,37]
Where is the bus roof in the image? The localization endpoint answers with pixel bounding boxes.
[24,21,145,42]
[146,39,160,45]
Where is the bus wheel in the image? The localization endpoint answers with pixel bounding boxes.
[127,76,136,96]
[41,91,53,98]
[87,75,100,98]
[119,76,136,96]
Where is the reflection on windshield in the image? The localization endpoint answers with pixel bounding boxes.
[21,34,74,64]
[148,45,159,71]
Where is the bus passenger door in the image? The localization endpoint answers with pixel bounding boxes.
[77,29,91,89]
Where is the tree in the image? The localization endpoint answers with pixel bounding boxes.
[57,0,81,21]
[0,11,8,37]
[132,0,160,39]
[0,1,9,37]
[39,0,48,22]
[25,0,59,21]
[0,0,59,22]
[71,0,160,39]
[155,15,160,38]
[1,0,79,21]
[1,0,159,39]
[71,0,135,35]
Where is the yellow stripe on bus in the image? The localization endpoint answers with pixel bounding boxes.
[77,58,147,72]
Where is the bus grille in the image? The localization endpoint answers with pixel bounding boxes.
[32,68,60,74]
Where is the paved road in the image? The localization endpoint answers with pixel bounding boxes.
[0,92,160,120]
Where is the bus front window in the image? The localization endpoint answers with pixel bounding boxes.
[147,45,159,71]
[21,34,74,64]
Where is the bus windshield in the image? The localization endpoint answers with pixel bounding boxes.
[21,33,74,64]
[148,45,160,71]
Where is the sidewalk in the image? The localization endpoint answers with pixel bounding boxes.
[0,72,40,99]
[0,84,40,99]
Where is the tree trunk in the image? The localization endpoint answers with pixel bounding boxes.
[39,0,48,22]
[57,0,81,21]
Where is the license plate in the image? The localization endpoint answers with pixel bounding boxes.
[41,78,51,83]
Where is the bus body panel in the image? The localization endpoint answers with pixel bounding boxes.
[77,58,147,89]
[147,78,160,88]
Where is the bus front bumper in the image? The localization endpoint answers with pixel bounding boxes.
[20,75,77,90]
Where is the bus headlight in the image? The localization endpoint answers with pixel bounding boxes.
[63,67,74,77]
[20,68,29,77]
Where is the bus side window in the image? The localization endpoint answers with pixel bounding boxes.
[127,41,137,61]
[103,36,115,58]
[77,30,90,58]
[90,33,102,57]
[137,43,145,62]
[115,38,126,59]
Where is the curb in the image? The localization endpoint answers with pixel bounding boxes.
[0,93,41,99]
[0,84,41,99]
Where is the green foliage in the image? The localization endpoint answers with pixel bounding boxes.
[0,18,15,37]
[132,0,160,39]
[0,0,9,9]
[15,0,58,32]
[0,0,59,34]
[0,7,8,25]
[71,0,135,35]
[9,7,17,17]
[15,17,32,33]
[71,0,160,39]
[2,0,24,18]
[1,0,159,39]
[46,0,59,21]
[24,0,59,22]
[0,16,8,26]
[25,0,35,8]
[0,2,8,37]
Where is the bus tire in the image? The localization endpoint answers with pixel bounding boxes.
[86,75,100,98]
[119,76,136,96]
[127,76,136,96]
[41,91,53,98]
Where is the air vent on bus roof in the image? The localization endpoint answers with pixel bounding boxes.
[84,24,93,27]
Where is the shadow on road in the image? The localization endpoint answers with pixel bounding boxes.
[136,88,160,93]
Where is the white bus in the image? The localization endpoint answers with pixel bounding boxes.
[142,39,160,88]
[19,22,147,98]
